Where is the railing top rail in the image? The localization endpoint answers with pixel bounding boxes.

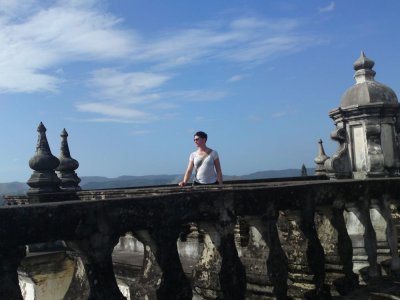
[1,177,399,246]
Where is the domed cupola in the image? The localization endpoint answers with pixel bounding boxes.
[340,51,398,107]
[324,52,400,179]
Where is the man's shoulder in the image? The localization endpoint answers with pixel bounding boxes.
[210,149,218,158]
[189,151,197,160]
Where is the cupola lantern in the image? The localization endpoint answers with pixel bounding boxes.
[325,52,400,179]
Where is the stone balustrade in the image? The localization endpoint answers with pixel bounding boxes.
[2,177,400,299]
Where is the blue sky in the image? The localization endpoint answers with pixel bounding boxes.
[0,0,399,182]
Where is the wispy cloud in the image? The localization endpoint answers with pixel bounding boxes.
[0,1,322,125]
[0,0,137,93]
[89,69,171,103]
[0,0,37,19]
[319,2,335,13]
[227,74,249,83]
[76,102,156,123]
[0,1,320,94]
[82,68,226,122]
[136,17,316,68]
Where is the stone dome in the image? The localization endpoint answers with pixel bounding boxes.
[340,52,398,108]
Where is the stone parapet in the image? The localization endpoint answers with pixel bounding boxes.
[1,178,400,298]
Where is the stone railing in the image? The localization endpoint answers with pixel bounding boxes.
[2,177,400,299]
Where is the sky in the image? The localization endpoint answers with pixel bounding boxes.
[0,0,400,183]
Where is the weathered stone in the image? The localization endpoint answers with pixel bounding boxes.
[314,139,329,176]
[56,129,81,191]
[0,244,26,300]
[19,251,75,300]
[325,52,400,179]
[63,255,90,300]
[65,208,126,300]
[27,122,61,202]
[3,178,400,299]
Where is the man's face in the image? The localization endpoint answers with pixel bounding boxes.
[194,136,206,147]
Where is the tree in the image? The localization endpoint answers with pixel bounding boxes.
[301,164,308,177]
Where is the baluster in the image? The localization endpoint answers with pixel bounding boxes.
[66,209,125,300]
[249,202,289,299]
[192,224,221,298]
[346,196,381,281]
[146,225,193,300]
[278,210,310,298]
[131,230,161,299]
[0,244,26,300]
[279,204,330,298]
[377,195,400,276]
[199,199,246,300]
[323,199,359,295]
[300,198,331,298]
[63,253,90,300]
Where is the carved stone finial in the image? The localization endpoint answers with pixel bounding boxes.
[56,128,81,191]
[27,122,61,202]
[353,51,375,71]
[314,139,329,176]
[353,51,376,84]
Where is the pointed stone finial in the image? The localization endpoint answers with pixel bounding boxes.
[353,51,376,83]
[56,128,81,191]
[314,139,329,176]
[27,122,61,202]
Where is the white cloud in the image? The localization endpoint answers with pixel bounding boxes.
[89,69,171,103]
[84,69,224,123]
[133,17,319,68]
[319,2,335,13]
[0,0,37,18]
[222,35,315,64]
[150,103,178,110]
[0,1,322,126]
[0,2,320,94]
[227,74,248,83]
[0,0,137,93]
[76,102,156,123]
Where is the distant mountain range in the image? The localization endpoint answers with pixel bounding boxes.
[0,168,314,196]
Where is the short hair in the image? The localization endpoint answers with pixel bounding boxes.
[194,131,207,141]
